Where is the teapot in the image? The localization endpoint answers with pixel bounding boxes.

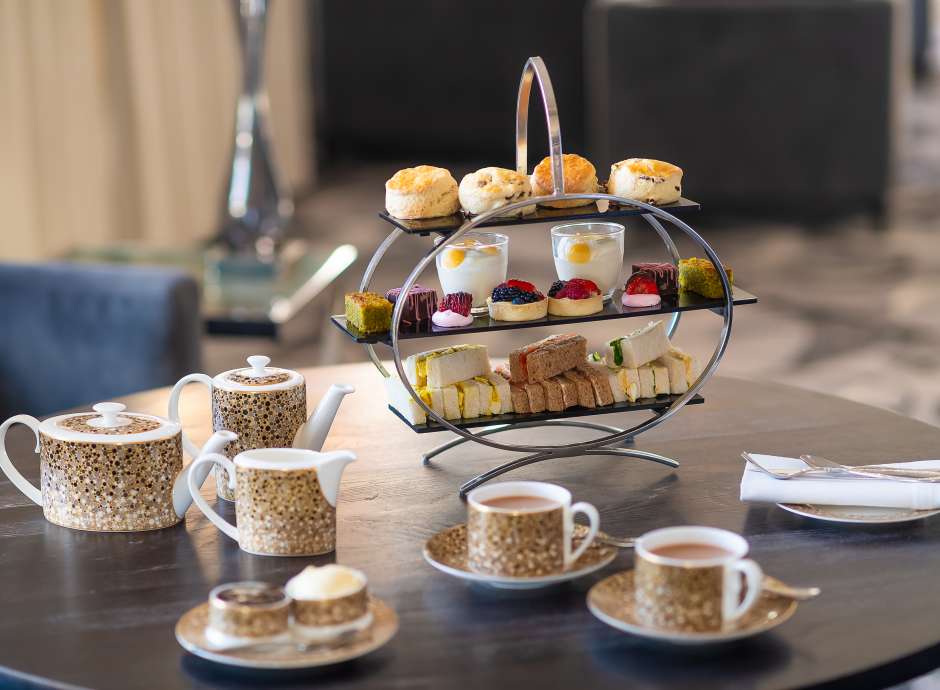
[189,444,357,556]
[0,402,235,532]
[169,355,354,501]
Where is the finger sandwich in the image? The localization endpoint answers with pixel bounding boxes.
[577,363,615,407]
[606,320,670,369]
[650,361,670,396]
[385,377,461,424]
[405,345,490,388]
[509,334,587,383]
[475,373,513,415]
[637,366,656,399]
[654,347,696,394]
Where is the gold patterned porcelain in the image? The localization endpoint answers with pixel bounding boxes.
[169,355,354,501]
[175,597,398,669]
[633,526,764,633]
[466,481,601,578]
[207,582,291,645]
[588,570,797,645]
[424,523,616,589]
[0,402,233,532]
[188,446,356,556]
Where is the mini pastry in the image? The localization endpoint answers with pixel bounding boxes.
[606,320,670,368]
[486,280,547,322]
[608,158,683,205]
[432,292,474,328]
[385,165,459,219]
[385,284,437,327]
[622,272,661,308]
[678,257,734,299]
[459,167,536,217]
[508,333,587,384]
[530,153,599,208]
[548,278,603,316]
[344,292,392,334]
[631,262,678,296]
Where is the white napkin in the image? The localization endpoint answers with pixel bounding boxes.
[740,454,940,509]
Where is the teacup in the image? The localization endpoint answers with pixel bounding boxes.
[634,526,763,632]
[466,481,600,577]
[188,447,356,556]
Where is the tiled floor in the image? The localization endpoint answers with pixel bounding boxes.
[204,73,940,690]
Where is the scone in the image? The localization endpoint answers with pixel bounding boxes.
[530,153,599,208]
[459,167,535,217]
[385,165,460,219]
[608,158,683,205]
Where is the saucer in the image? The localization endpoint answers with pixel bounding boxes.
[423,523,617,589]
[778,503,940,524]
[587,570,797,645]
[175,597,398,669]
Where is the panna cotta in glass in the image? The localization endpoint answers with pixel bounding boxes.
[551,222,625,300]
[435,232,509,313]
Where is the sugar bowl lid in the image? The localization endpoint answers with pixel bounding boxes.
[40,402,181,444]
[213,355,304,392]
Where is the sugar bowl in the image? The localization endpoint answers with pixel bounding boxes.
[0,402,232,532]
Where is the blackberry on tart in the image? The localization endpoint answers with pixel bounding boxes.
[547,278,603,317]
[486,279,548,321]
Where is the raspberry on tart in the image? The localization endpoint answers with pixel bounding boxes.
[547,278,603,317]
[486,280,548,322]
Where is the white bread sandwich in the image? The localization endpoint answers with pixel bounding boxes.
[405,345,490,388]
[385,377,460,423]
[606,320,670,369]
[385,377,427,424]
[455,380,482,419]
[637,365,656,399]
[483,372,514,414]
[615,368,640,403]
[650,361,670,396]
[655,347,696,394]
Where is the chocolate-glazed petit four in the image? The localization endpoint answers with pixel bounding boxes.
[630,263,678,296]
[385,284,438,326]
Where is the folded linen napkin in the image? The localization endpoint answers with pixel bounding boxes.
[740,454,940,509]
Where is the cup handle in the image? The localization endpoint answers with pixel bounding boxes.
[565,501,600,569]
[187,453,238,541]
[724,558,763,623]
[0,415,42,505]
[168,373,213,459]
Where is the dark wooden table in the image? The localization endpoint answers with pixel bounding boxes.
[2,364,940,690]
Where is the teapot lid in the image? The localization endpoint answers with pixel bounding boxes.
[40,402,180,444]
[213,355,304,392]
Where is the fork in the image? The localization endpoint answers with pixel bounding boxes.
[742,452,933,484]
[800,454,940,482]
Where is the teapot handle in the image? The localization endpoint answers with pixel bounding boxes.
[168,373,213,459]
[0,415,42,505]
[188,453,239,541]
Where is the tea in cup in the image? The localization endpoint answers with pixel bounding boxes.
[466,481,600,577]
[634,526,763,632]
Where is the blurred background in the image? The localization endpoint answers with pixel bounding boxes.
[1,0,939,439]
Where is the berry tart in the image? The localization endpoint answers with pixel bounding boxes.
[622,271,662,308]
[432,292,475,328]
[547,278,603,317]
[486,280,548,321]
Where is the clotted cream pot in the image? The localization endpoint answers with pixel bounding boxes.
[0,402,234,532]
[169,355,354,502]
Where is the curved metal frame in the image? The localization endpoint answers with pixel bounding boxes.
[358,57,733,493]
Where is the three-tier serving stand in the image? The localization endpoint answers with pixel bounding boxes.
[332,58,757,498]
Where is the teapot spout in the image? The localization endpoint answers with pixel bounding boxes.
[313,450,357,507]
[173,430,238,518]
[293,384,355,451]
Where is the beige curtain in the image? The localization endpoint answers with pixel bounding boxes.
[0,0,314,261]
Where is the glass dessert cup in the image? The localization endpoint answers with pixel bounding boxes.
[551,222,625,301]
[435,232,509,314]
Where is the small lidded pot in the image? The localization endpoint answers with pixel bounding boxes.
[286,565,372,641]
[169,355,307,501]
[0,402,188,532]
[207,582,290,647]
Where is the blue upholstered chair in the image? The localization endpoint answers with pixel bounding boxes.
[0,263,201,418]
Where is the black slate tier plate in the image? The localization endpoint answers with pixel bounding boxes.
[379,198,701,236]
[388,393,705,434]
[332,286,756,345]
